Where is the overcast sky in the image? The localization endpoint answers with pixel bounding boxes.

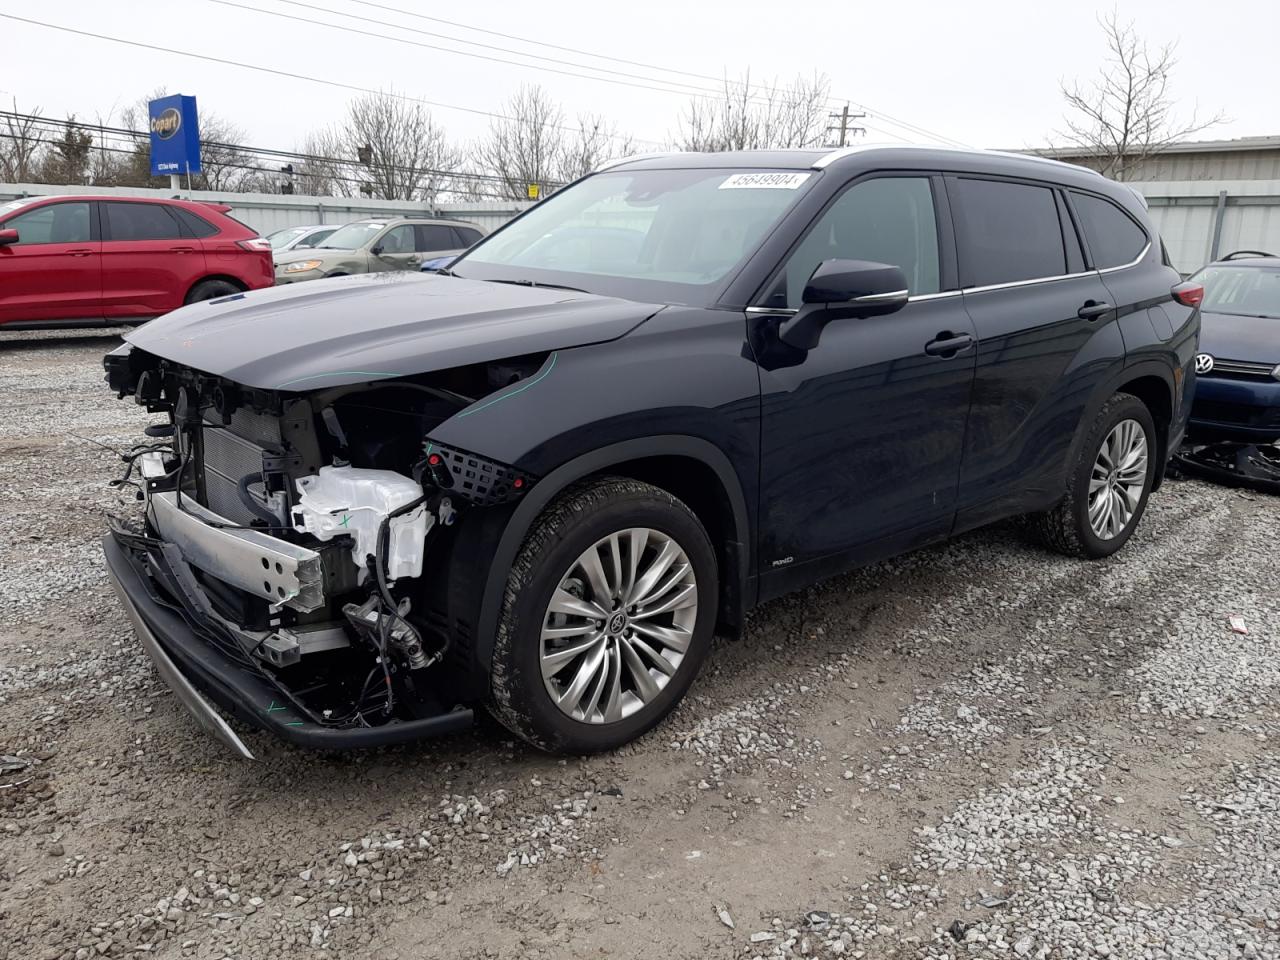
[0,0,1273,156]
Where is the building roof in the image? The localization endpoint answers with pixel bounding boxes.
[1020,136,1280,159]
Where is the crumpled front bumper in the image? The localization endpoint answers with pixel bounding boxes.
[102,534,474,755]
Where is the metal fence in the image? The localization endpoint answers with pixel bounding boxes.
[0,182,531,235]
[4,179,1277,276]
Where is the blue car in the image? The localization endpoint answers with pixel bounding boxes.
[419,254,456,273]
[1187,252,1280,443]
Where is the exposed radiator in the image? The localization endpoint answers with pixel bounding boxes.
[200,408,284,524]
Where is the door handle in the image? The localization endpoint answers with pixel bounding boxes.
[65,248,94,257]
[924,332,975,358]
[169,245,196,254]
[1077,300,1112,321]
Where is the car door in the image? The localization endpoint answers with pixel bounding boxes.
[947,175,1123,530]
[368,224,419,272]
[0,200,101,324]
[752,174,977,588]
[100,201,203,317]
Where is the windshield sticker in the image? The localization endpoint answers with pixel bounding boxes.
[719,172,811,190]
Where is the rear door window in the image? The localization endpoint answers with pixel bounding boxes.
[416,224,457,251]
[104,202,184,241]
[1070,192,1148,268]
[4,201,92,244]
[452,226,483,247]
[952,178,1067,286]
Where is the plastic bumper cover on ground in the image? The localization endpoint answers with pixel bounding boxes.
[102,535,474,754]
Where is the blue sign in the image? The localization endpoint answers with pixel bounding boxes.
[148,95,201,177]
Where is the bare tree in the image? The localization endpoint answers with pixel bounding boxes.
[291,129,357,198]
[340,92,460,202]
[195,115,262,191]
[1058,12,1225,180]
[106,89,266,191]
[0,100,45,182]
[36,116,93,184]
[476,84,633,201]
[677,72,831,152]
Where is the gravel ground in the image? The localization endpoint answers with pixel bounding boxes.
[0,329,1276,960]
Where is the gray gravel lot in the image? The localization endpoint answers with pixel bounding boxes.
[0,329,1276,960]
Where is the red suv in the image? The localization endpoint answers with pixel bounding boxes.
[0,195,273,328]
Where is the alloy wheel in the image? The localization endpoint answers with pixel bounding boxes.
[540,528,698,724]
[1088,418,1149,540]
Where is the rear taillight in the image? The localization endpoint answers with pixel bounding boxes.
[237,238,272,252]
[1171,282,1204,308]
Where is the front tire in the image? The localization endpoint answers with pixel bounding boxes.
[489,477,717,753]
[1031,392,1157,559]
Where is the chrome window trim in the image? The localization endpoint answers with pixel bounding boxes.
[1097,241,1152,275]
[854,288,909,303]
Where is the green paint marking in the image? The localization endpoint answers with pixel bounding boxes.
[285,721,304,726]
[266,701,287,714]
[456,352,558,419]
[276,370,397,390]
[338,513,351,528]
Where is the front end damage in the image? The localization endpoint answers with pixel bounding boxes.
[102,343,543,754]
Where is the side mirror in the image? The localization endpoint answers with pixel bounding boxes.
[0,228,18,245]
[370,245,384,256]
[780,259,910,350]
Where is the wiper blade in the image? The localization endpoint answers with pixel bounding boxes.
[489,278,589,294]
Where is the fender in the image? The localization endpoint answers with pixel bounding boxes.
[1066,357,1176,488]
[471,435,753,675]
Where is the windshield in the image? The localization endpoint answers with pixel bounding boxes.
[1195,264,1280,319]
[319,222,386,250]
[453,168,816,304]
[268,226,310,249]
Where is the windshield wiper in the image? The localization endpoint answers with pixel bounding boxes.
[488,278,589,294]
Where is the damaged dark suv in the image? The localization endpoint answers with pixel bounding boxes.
[103,147,1199,757]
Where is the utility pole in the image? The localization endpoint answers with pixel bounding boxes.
[827,104,867,147]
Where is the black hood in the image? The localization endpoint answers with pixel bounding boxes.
[126,272,661,391]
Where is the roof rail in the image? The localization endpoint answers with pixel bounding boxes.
[812,143,1105,177]
[594,152,676,172]
[1220,250,1277,261]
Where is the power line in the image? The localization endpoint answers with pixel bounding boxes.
[3,111,560,188]
[264,0,728,100]
[0,129,525,201]
[0,13,665,147]
[331,0,970,147]
[211,1,923,146]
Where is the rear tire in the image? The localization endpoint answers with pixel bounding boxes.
[1031,392,1157,559]
[489,477,717,753]
[184,279,241,304]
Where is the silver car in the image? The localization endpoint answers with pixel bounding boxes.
[273,218,485,284]
[266,224,340,254]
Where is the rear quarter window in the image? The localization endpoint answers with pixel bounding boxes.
[171,207,219,238]
[1070,192,1148,269]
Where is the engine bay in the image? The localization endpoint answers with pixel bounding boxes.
[103,344,542,730]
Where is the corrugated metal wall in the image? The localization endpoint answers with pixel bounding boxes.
[1122,149,1280,183]
[0,182,531,235]
[1135,180,1280,274]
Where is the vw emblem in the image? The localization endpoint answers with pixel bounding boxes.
[1194,353,1214,374]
